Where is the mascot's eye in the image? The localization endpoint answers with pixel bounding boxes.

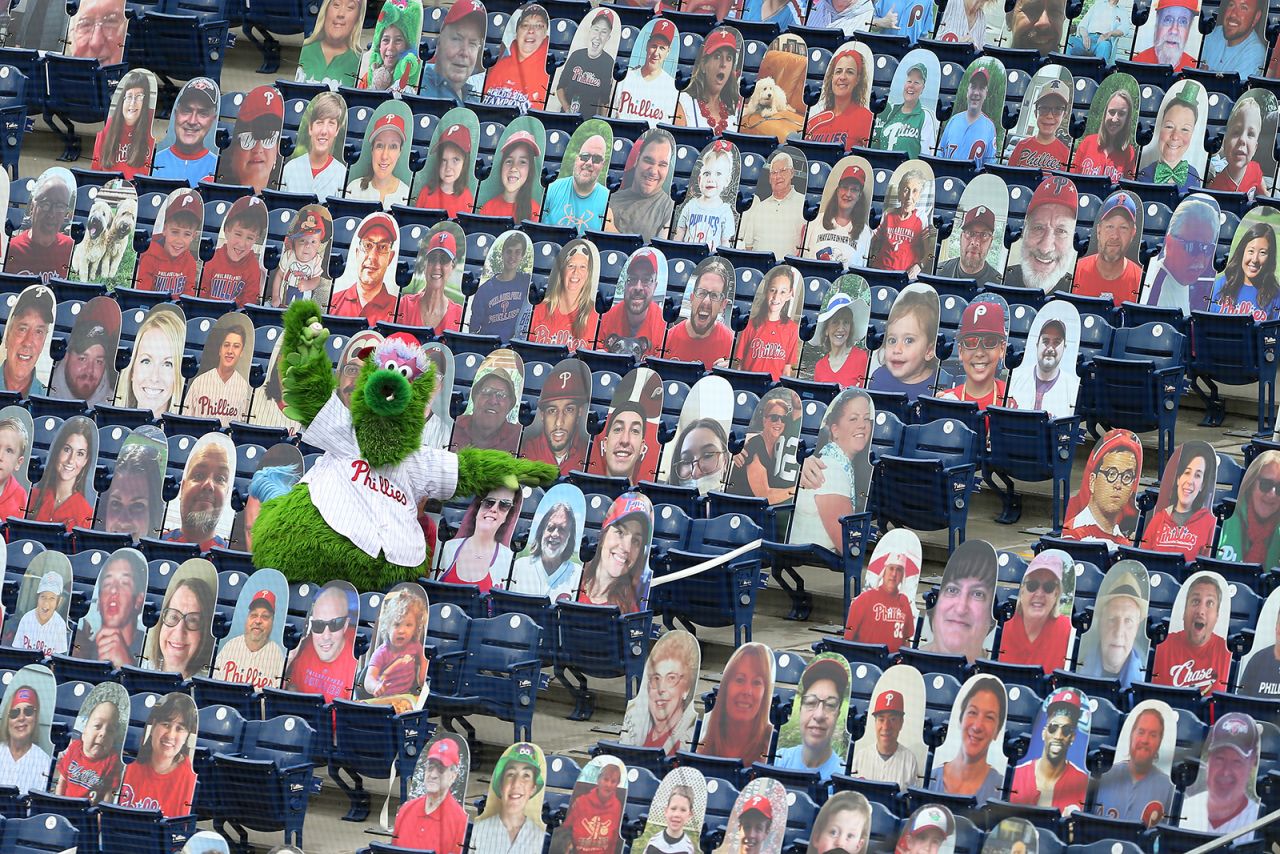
[381,359,396,371]
[397,365,412,378]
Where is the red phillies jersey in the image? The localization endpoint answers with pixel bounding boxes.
[844,586,914,652]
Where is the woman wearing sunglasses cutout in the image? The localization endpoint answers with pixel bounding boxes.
[1217,450,1280,571]
[435,487,521,593]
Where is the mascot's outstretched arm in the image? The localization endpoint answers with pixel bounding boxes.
[279,300,336,428]
[456,448,558,500]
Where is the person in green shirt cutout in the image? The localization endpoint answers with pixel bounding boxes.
[296,0,367,88]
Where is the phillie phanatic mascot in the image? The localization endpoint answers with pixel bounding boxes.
[250,301,557,590]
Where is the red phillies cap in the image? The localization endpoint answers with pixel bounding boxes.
[702,27,736,56]
[542,362,588,401]
[12,687,36,707]
[427,230,457,259]
[960,300,1005,337]
[840,164,866,185]
[628,247,659,274]
[1028,175,1078,216]
[1157,0,1198,12]
[239,86,284,123]
[250,589,276,612]
[873,690,905,715]
[650,18,676,43]
[427,738,462,768]
[501,129,542,157]
[370,112,407,143]
[969,66,990,87]
[443,0,486,28]
[740,794,772,821]
[357,211,397,241]
[168,189,203,220]
[438,123,472,152]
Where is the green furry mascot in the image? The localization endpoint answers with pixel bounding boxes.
[250,301,557,590]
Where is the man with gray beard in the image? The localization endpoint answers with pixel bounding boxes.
[163,435,232,550]
[1004,176,1078,293]
[506,503,580,601]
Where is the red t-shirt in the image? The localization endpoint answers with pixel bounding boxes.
[393,793,468,854]
[476,195,541,222]
[806,105,874,150]
[329,285,397,327]
[872,210,925,272]
[1072,255,1143,306]
[396,292,463,332]
[733,318,799,380]
[4,231,73,279]
[560,791,624,854]
[55,737,124,802]
[198,245,264,306]
[814,348,869,387]
[843,586,913,652]
[117,758,197,818]
[1008,137,1071,171]
[1139,507,1215,560]
[1151,630,1231,695]
[1010,760,1089,812]
[937,379,1016,411]
[135,240,200,296]
[998,613,1073,673]
[596,303,666,358]
[285,628,357,702]
[528,303,596,352]
[1070,135,1137,182]
[414,186,475,219]
[1208,161,1265,195]
[0,476,29,522]
[483,47,550,111]
[662,321,734,365]
[1131,47,1195,72]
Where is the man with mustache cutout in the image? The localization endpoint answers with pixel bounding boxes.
[1094,706,1175,825]
[393,738,468,854]
[1183,713,1262,842]
[163,436,231,550]
[329,214,398,327]
[1151,574,1231,695]
[936,205,1003,287]
[521,367,590,475]
[1010,688,1089,813]
[774,658,849,780]
[451,366,521,453]
[73,555,145,668]
[1132,0,1198,70]
[213,589,287,689]
[1005,176,1077,294]
[507,502,581,601]
[1007,0,1067,54]
[851,689,920,790]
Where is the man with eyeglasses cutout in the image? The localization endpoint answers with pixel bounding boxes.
[1132,0,1198,70]
[1010,688,1089,813]
[775,659,849,780]
[1142,196,1219,315]
[152,78,219,187]
[661,258,734,367]
[508,501,581,600]
[284,582,357,701]
[936,205,1002,287]
[738,150,806,260]
[938,301,1016,410]
[598,249,666,359]
[1152,573,1231,695]
[68,0,127,66]
[214,86,284,194]
[1008,80,1071,171]
[451,365,521,453]
[1063,430,1142,547]
[851,688,920,790]
[5,171,74,281]
[330,213,399,326]
[541,133,611,235]
[521,363,590,475]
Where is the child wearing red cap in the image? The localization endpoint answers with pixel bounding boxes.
[482,3,550,111]
[414,122,476,218]
[937,300,1016,409]
[134,190,202,297]
[552,7,617,116]
[271,206,331,307]
[198,197,267,307]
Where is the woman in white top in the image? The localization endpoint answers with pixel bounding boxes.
[435,487,518,592]
[936,0,989,46]
[791,389,873,551]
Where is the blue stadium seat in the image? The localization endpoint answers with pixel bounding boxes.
[426,612,542,742]
[553,601,651,721]
[541,753,581,824]
[41,56,121,162]
[210,715,317,850]
[97,802,199,854]
[1189,311,1280,436]
[133,0,231,87]
[0,813,79,854]
[985,406,1083,530]
[328,700,429,823]
[872,419,978,550]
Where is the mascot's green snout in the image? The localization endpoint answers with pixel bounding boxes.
[249,301,558,591]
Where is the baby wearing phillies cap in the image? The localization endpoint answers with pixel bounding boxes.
[938,300,1014,410]
[273,206,331,307]
[13,569,68,656]
[135,189,203,298]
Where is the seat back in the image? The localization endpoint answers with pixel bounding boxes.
[901,419,976,468]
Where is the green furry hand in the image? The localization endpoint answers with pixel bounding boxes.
[279,300,336,427]
[456,448,559,499]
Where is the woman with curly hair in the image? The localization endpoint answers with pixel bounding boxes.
[528,240,598,351]
[805,47,874,150]
[27,417,96,530]
[1211,221,1280,320]
[92,70,156,179]
[620,629,700,755]
[674,27,742,135]
[697,642,774,766]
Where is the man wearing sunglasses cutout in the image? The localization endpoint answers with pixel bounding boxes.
[541,133,610,236]
[284,582,357,702]
[937,301,1016,410]
[0,684,50,796]
[1010,688,1089,813]
[214,86,284,195]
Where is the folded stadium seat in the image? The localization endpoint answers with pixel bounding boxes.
[4,518,70,551]
[425,611,542,742]
[1188,310,1280,435]
[241,0,317,73]
[0,813,79,854]
[98,801,198,854]
[41,55,122,162]
[777,789,823,848]
[618,765,661,841]
[1130,680,1207,721]
[261,687,331,758]
[980,799,1063,835]
[26,792,99,851]
[190,677,260,721]
[903,786,980,822]
[6,539,46,575]
[50,653,117,685]
[872,418,978,551]
[553,600,652,721]
[541,753,581,826]
[191,703,247,818]
[120,663,188,696]
[589,739,669,777]
[328,699,430,822]
[209,715,318,851]
[673,748,749,792]
[0,62,31,176]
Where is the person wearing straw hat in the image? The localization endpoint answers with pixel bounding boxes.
[13,571,68,655]
[811,292,870,386]
[1136,82,1203,187]
[1132,0,1199,70]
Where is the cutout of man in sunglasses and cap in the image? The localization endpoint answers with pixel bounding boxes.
[215,86,285,194]
[938,300,1016,410]
[1010,688,1090,813]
